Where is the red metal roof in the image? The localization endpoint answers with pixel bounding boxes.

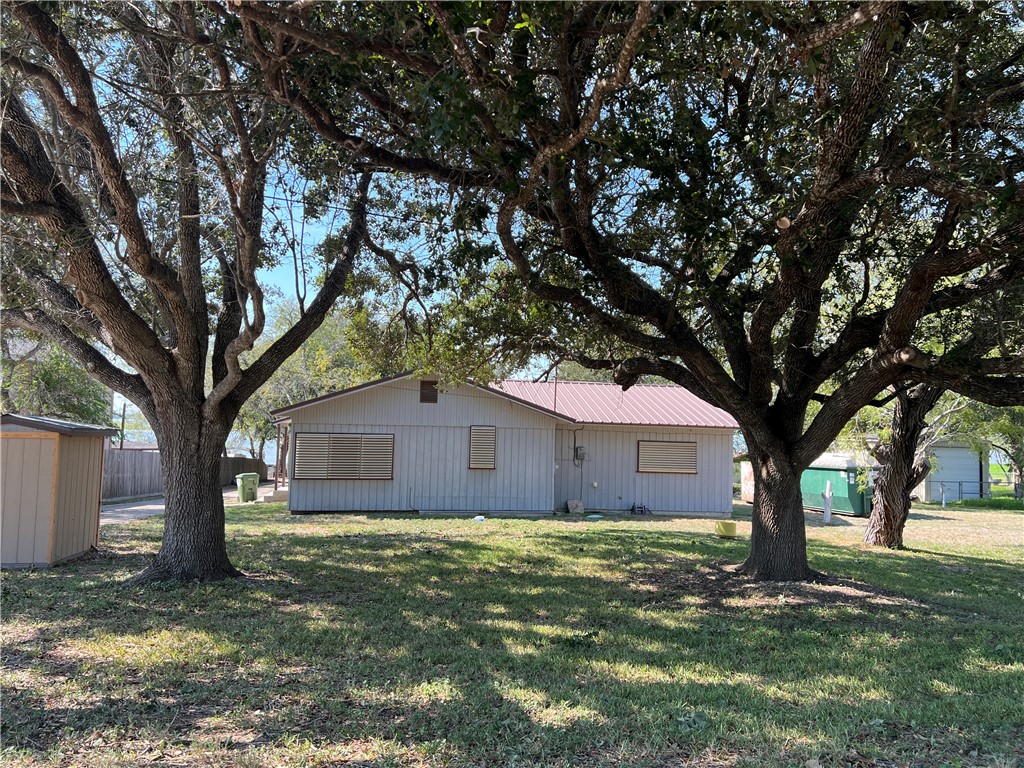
[495,381,738,429]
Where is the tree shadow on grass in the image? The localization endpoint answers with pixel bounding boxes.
[905,511,957,521]
[2,520,1022,767]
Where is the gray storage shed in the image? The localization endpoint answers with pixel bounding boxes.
[1,414,118,568]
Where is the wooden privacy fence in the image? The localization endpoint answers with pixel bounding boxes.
[102,450,268,501]
[219,456,269,487]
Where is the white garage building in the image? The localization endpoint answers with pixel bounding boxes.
[914,440,989,502]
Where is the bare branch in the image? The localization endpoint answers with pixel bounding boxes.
[212,173,373,413]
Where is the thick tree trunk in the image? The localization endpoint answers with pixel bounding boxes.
[741,453,815,581]
[863,385,943,548]
[862,456,929,548]
[129,415,241,584]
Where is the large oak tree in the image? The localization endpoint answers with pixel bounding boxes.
[1,2,372,582]
[230,1,1024,579]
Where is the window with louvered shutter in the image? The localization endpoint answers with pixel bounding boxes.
[358,434,394,479]
[420,380,438,403]
[328,435,361,479]
[293,433,331,479]
[637,441,697,474]
[293,433,393,480]
[469,425,496,470]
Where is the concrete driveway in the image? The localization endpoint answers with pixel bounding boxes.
[100,497,166,525]
[100,483,276,525]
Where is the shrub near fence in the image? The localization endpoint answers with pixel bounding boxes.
[102,450,267,501]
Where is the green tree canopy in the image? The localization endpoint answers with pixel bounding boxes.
[231,1,1024,579]
[0,3,374,582]
[1,332,112,426]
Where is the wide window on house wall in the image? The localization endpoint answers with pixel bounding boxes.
[293,433,394,479]
[637,440,697,474]
[469,425,496,470]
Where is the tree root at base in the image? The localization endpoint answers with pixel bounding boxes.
[125,559,244,586]
[736,558,824,583]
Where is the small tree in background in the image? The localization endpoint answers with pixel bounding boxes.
[1,332,113,426]
[229,302,365,463]
[962,405,1024,499]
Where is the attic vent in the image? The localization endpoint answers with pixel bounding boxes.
[293,433,394,480]
[469,425,496,470]
[637,440,697,474]
[420,380,439,403]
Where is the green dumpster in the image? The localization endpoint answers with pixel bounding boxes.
[236,472,260,503]
[800,454,874,517]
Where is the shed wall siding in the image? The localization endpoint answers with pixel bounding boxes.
[53,435,103,562]
[554,425,733,515]
[1,435,57,567]
[917,446,985,501]
[289,379,556,512]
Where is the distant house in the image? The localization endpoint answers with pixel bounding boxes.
[271,374,738,516]
[914,440,989,502]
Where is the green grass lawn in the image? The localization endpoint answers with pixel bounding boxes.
[2,502,1022,768]
[989,465,1012,485]
[931,486,1024,513]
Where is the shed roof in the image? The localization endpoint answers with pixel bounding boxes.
[496,380,738,429]
[0,413,119,437]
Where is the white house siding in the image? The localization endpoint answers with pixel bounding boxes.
[554,425,734,515]
[917,444,986,502]
[288,378,557,513]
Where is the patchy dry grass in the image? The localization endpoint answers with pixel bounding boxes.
[2,501,1022,768]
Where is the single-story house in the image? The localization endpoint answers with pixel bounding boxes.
[270,373,738,516]
[914,440,989,502]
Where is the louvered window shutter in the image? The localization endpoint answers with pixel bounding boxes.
[420,380,438,403]
[294,433,394,480]
[637,441,698,474]
[329,435,362,479]
[359,434,394,479]
[469,425,496,470]
[293,433,331,478]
